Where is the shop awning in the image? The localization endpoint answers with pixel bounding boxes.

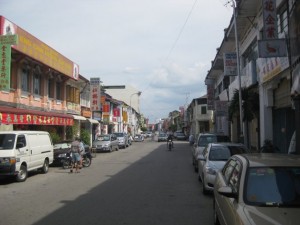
[88,119,99,124]
[0,106,73,126]
[72,115,87,121]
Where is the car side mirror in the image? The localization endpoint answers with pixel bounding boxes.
[16,142,25,148]
[217,186,237,198]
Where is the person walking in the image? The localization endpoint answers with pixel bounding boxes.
[70,137,81,173]
[79,138,85,169]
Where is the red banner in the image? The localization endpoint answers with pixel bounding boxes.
[113,108,120,117]
[0,112,73,126]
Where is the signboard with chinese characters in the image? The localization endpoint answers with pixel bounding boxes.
[0,44,11,90]
[0,34,18,91]
[90,77,101,111]
[223,52,237,76]
[262,0,278,39]
[0,35,18,45]
[0,113,73,126]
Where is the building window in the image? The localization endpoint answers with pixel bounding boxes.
[66,85,80,104]
[21,68,29,93]
[56,82,62,100]
[278,5,288,35]
[33,73,41,95]
[48,78,54,98]
[201,106,207,114]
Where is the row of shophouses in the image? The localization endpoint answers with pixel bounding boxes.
[0,16,144,145]
[182,0,300,154]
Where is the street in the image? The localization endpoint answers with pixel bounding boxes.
[0,139,214,225]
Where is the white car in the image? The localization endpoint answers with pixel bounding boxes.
[197,142,249,194]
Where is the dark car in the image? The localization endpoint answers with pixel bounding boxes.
[53,140,90,166]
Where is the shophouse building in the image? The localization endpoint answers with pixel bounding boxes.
[0,16,94,142]
[205,0,297,153]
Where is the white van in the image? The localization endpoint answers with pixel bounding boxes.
[0,131,53,182]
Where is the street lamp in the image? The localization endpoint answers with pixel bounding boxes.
[231,0,244,144]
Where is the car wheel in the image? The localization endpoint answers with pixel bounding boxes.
[41,159,49,174]
[16,165,28,182]
[213,200,220,225]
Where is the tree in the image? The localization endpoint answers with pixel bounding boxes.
[229,88,259,146]
[229,88,259,122]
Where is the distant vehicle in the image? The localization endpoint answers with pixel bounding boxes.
[192,133,230,172]
[214,153,300,225]
[0,131,53,182]
[197,142,249,194]
[92,134,119,152]
[134,134,144,142]
[157,133,168,142]
[175,132,187,141]
[113,132,129,149]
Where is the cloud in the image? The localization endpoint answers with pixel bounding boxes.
[2,0,232,123]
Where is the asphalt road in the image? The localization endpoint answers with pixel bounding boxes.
[0,138,214,225]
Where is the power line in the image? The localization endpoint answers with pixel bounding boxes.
[142,0,199,93]
[165,0,199,63]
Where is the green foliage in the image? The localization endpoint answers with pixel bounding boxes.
[49,131,61,144]
[140,126,147,132]
[80,129,90,146]
[229,88,259,122]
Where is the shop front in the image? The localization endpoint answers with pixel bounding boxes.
[0,105,73,141]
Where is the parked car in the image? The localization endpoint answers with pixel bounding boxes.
[114,132,129,148]
[157,133,168,142]
[214,153,300,225]
[92,134,119,152]
[53,140,90,165]
[134,134,144,142]
[192,133,230,172]
[175,132,187,141]
[197,142,249,194]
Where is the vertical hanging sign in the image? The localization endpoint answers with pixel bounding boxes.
[90,77,101,111]
[0,35,18,91]
[262,0,277,39]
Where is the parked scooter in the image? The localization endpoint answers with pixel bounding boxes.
[61,151,92,169]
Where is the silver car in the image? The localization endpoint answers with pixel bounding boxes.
[92,134,119,152]
[214,153,300,225]
[114,132,129,149]
[192,133,230,172]
[197,142,249,194]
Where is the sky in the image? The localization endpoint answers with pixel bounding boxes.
[1,0,233,123]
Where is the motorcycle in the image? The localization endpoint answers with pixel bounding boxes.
[167,139,173,151]
[61,151,92,169]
